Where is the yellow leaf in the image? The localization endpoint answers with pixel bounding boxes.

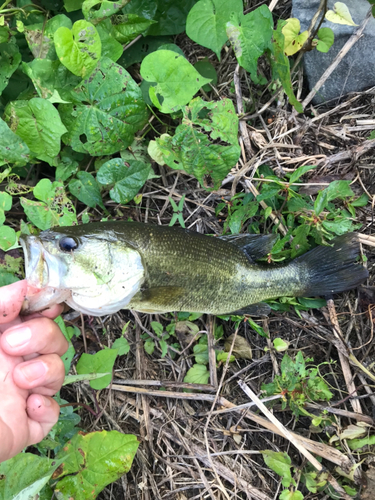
[282,18,309,56]
[325,2,358,26]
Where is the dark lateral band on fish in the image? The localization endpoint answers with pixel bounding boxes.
[19,222,369,317]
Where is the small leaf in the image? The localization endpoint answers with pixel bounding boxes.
[315,27,334,53]
[112,337,130,356]
[69,171,104,209]
[224,334,252,360]
[289,164,317,184]
[0,192,12,212]
[325,2,358,26]
[144,339,155,355]
[112,14,157,43]
[82,0,130,24]
[76,349,118,389]
[140,50,211,113]
[54,20,101,77]
[0,226,17,251]
[186,0,243,59]
[273,338,289,352]
[347,435,375,450]
[261,450,293,488]
[351,193,369,207]
[184,364,210,385]
[314,189,329,215]
[282,18,308,56]
[279,490,304,500]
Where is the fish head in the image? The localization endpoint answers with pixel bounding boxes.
[20,227,145,316]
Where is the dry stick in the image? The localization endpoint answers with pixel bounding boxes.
[317,138,375,167]
[234,64,254,158]
[110,384,358,473]
[300,7,373,110]
[325,300,362,415]
[207,315,218,388]
[238,380,352,499]
[358,233,375,249]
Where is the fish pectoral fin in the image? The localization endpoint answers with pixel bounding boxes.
[219,233,278,260]
[129,286,187,313]
[229,302,271,317]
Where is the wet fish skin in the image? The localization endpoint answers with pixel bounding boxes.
[20,222,368,317]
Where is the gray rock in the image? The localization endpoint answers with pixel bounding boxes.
[292,0,375,104]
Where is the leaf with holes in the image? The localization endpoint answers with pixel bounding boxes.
[140,50,211,113]
[82,0,131,24]
[226,6,273,83]
[54,20,101,77]
[3,98,67,164]
[186,0,243,59]
[97,158,151,203]
[59,57,148,155]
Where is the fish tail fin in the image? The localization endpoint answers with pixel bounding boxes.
[294,233,368,297]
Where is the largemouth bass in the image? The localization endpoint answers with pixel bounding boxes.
[20,222,368,316]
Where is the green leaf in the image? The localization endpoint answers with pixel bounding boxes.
[289,164,317,184]
[322,218,354,235]
[21,198,58,230]
[298,297,327,309]
[194,344,209,364]
[0,27,11,44]
[118,35,173,68]
[140,50,211,113]
[96,19,123,62]
[76,349,118,389]
[144,339,155,355]
[351,192,369,207]
[261,450,293,488]
[151,97,240,189]
[146,0,196,36]
[325,2,358,26]
[97,159,151,204]
[216,351,235,363]
[226,6,273,83]
[0,226,17,251]
[82,0,130,24]
[112,14,157,43]
[69,171,104,209]
[54,430,139,498]
[0,192,12,212]
[0,118,30,166]
[281,18,308,56]
[64,0,84,11]
[4,98,67,164]
[279,490,304,500]
[315,27,334,53]
[314,189,329,216]
[347,435,375,450]
[55,20,101,77]
[59,57,148,155]
[0,42,21,95]
[273,338,289,352]
[0,453,63,500]
[184,364,210,385]
[271,21,303,113]
[325,180,354,201]
[194,59,217,92]
[112,337,130,356]
[186,0,243,60]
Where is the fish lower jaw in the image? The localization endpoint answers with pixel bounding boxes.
[21,285,72,315]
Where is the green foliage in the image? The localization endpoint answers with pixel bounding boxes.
[76,348,118,389]
[261,450,294,488]
[184,364,210,385]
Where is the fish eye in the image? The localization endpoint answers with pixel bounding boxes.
[59,236,79,252]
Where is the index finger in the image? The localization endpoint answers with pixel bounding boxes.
[0,280,27,324]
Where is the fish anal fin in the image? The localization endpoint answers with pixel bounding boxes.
[229,302,271,317]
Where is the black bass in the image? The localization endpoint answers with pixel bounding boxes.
[20,222,368,316]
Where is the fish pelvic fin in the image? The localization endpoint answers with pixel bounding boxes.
[294,233,368,297]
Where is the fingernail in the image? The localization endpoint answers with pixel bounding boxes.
[20,361,47,382]
[6,326,32,348]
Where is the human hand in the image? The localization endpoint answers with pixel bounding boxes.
[0,280,68,462]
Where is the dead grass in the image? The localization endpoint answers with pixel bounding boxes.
[60,1,375,498]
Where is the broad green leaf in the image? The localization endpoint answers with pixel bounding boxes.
[226,6,273,83]
[97,158,151,203]
[0,192,12,211]
[273,338,289,352]
[261,450,293,488]
[279,490,304,500]
[351,193,369,207]
[347,434,375,450]
[59,57,148,155]
[4,98,67,164]
[24,14,72,60]
[54,430,139,498]
[194,59,217,92]
[112,337,130,356]
[184,364,210,385]
[144,339,155,355]
[186,0,243,59]
[281,18,308,56]
[271,22,303,113]
[146,0,196,36]
[322,218,354,235]
[325,180,354,201]
[158,43,185,57]
[76,349,118,389]
[55,147,83,182]
[141,50,210,113]
[0,226,17,251]
[0,27,10,44]
[289,164,317,184]
[0,271,19,287]
[96,19,123,62]
[21,198,58,230]
[83,0,131,24]
[291,224,310,257]
[55,20,101,77]
[64,0,84,11]
[315,27,334,53]
[325,2,358,26]
[112,14,157,43]
[0,453,63,500]
[0,42,21,94]
[0,118,30,167]
[69,171,104,209]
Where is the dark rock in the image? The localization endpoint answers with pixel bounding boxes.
[292,0,375,104]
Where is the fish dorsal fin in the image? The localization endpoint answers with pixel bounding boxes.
[229,302,271,317]
[219,233,277,261]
